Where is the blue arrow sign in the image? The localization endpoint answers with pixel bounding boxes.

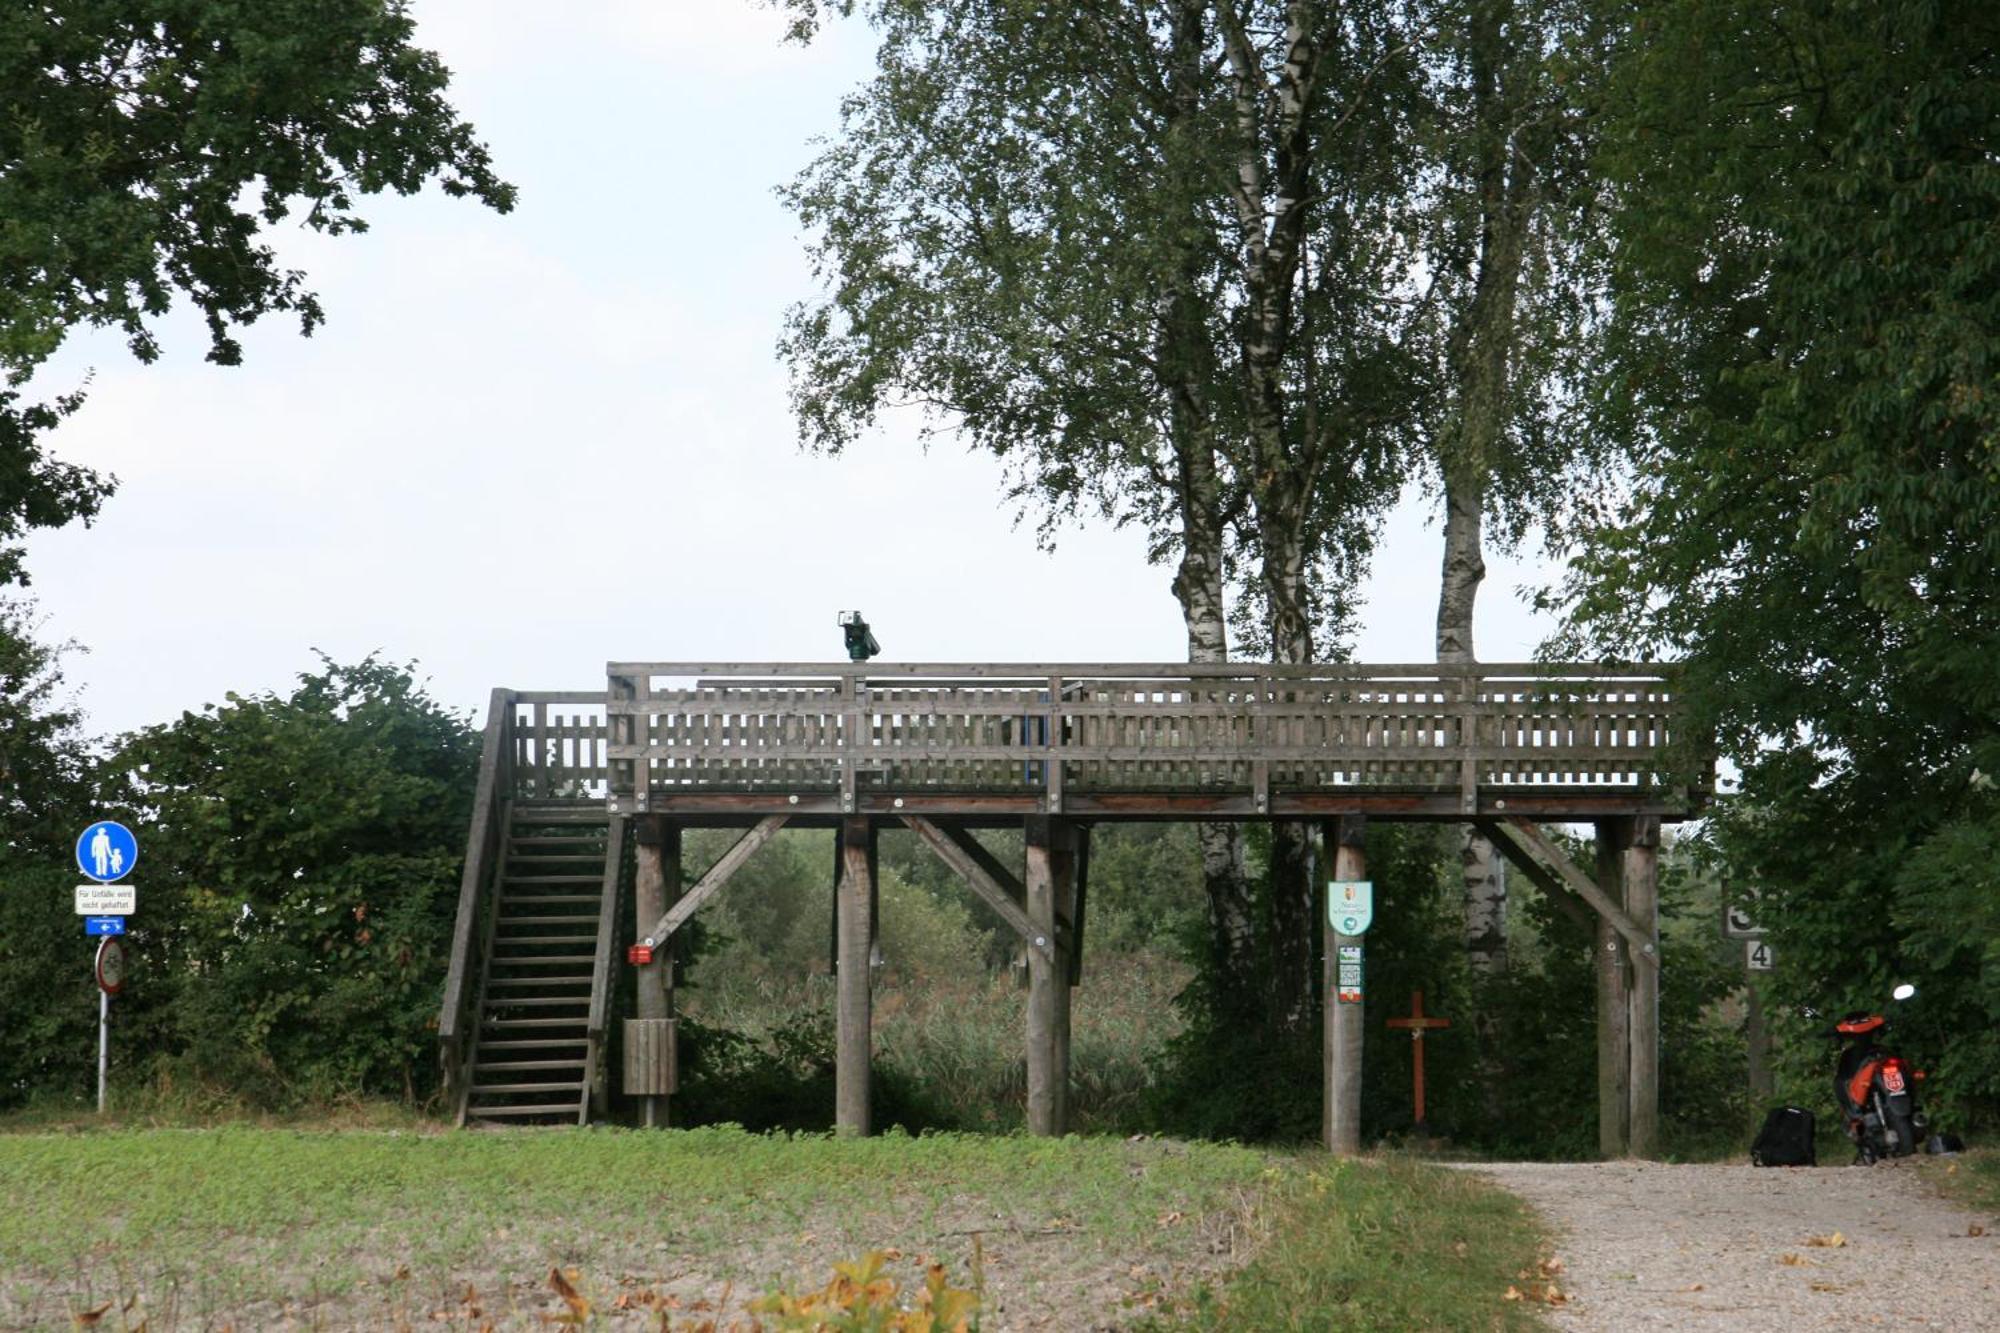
[75,821,138,884]
[84,916,126,937]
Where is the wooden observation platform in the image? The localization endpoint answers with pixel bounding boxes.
[439,662,1708,1157]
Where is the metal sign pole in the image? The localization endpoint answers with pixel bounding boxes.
[97,985,109,1115]
[75,819,138,1118]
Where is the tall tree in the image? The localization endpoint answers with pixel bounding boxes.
[0,0,515,578]
[1414,0,1604,976]
[0,600,108,1104]
[1560,0,2000,1116]
[115,657,480,1101]
[778,0,1422,1027]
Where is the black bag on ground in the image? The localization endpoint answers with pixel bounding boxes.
[1751,1105,1817,1166]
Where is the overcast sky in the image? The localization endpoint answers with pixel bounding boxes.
[22,1,1560,740]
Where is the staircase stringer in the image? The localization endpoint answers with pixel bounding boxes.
[455,799,517,1129]
[581,814,629,1125]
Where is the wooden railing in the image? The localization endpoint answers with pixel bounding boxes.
[509,691,611,797]
[603,662,1707,814]
[438,688,515,1107]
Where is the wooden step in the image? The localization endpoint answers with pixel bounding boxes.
[478,1037,590,1050]
[491,934,596,947]
[503,875,603,885]
[482,996,590,1008]
[497,914,598,926]
[490,954,597,967]
[506,852,603,863]
[474,1059,588,1073]
[487,975,592,988]
[499,894,601,906]
[470,1096,584,1112]
[469,1081,585,1094]
[482,1017,588,1029]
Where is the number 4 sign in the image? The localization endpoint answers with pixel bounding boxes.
[1747,940,1775,972]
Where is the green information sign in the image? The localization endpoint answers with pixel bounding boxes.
[1329,879,1373,936]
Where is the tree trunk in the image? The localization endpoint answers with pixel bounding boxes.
[1261,510,1317,1030]
[1440,472,1508,977]
[1440,0,1538,984]
[1163,0,1256,1022]
[1172,432,1256,1012]
[1217,0,1324,1032]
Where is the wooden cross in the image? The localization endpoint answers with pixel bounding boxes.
[1385,990,1452,1131]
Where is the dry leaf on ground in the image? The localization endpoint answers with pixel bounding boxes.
[1805,1232,1847,1248]
[548,1268,590,1324]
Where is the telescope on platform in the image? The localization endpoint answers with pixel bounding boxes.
[837,610,880,662]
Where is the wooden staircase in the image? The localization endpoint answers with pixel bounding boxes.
[457,802,620,1126]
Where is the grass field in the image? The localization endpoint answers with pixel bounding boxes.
[1928,1147,2000,1220]
[0,1125,1552,1331]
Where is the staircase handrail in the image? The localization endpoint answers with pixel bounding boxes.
[582,815,628,1122]
[438,687,515,1108]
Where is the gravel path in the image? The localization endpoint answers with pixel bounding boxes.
[1467,1160,2000,1330]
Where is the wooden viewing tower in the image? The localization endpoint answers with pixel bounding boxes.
[437,661,1707,1158]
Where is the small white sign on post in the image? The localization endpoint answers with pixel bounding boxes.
[75,884,136,916]
[1747,940,1775,972]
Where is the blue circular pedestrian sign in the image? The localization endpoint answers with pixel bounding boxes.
[76,820,139,884]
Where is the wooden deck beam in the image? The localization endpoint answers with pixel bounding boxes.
[623,791,1699,822]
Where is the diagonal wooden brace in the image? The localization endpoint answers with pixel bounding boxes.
[901,815,1054,961]
[647,814,790,943]
[1474,820,1596,934]
[1478,816,1659,971]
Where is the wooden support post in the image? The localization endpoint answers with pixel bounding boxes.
[1747,980,1774,1100]
[1069,823,1090,987]
[631,817,679,1129]
[1024,816,1075,1136]
[835,816,876,1136]
[1594,819,1631,1158]
[1323,815,1367,1156]
[1625,815,1661,1159]
[828,829,841,977]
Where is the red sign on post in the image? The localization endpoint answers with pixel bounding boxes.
[95,937,126,996]
[627,943,655,966]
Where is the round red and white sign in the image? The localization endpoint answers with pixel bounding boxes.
[95,937,126,995]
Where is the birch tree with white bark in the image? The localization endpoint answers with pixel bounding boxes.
[1411,0,1607,979]
[775,0,1425,1029]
